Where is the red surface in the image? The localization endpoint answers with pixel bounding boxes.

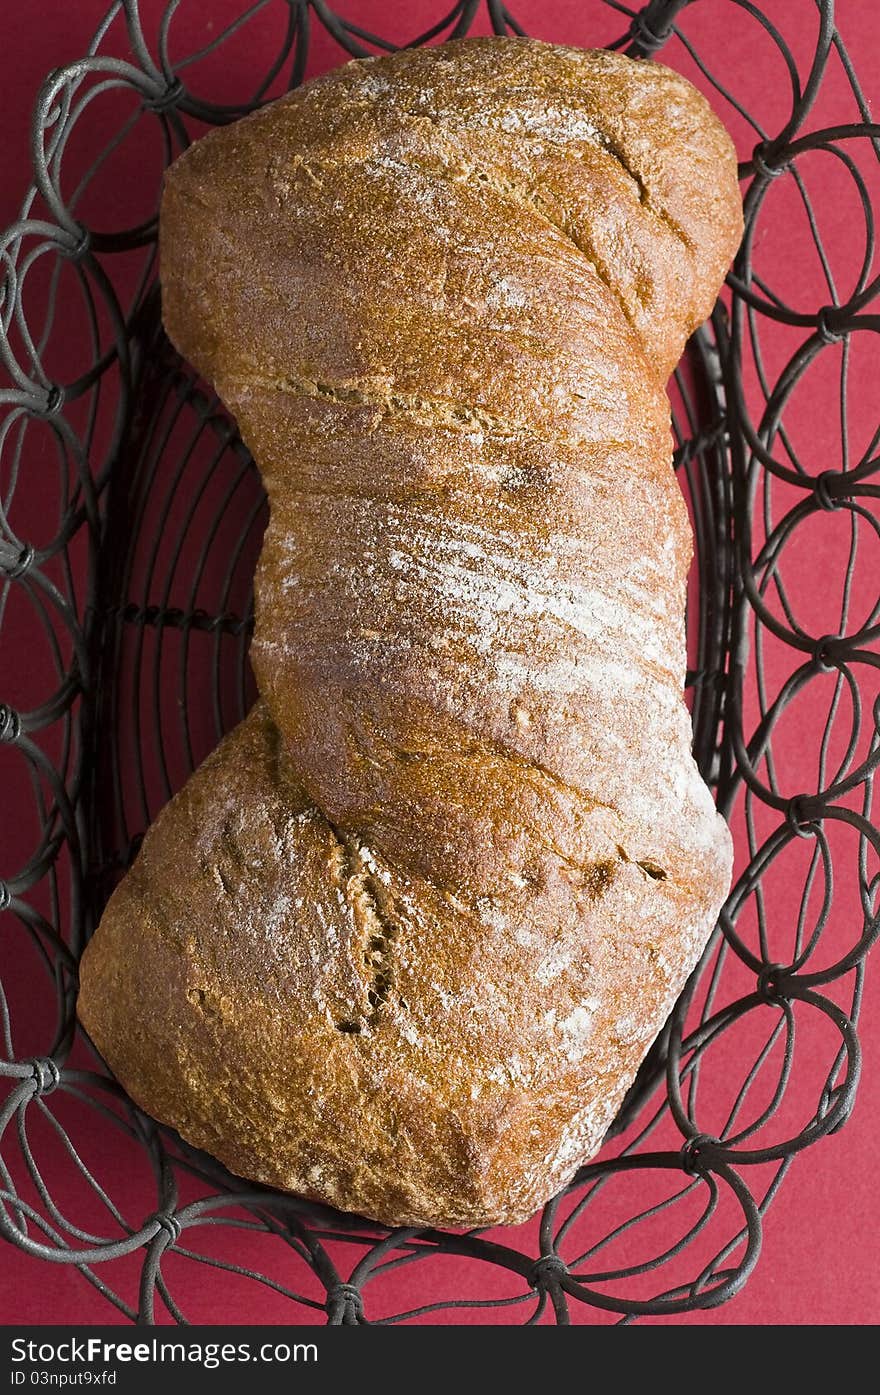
[1,0,879,1325]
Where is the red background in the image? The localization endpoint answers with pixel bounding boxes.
[1,0,879,1325]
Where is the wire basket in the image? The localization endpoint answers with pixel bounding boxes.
[1,0,878,1324]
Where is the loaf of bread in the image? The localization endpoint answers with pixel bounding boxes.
[78,38,742,1227]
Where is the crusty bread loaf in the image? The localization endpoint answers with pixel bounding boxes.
[78,38,742,1227]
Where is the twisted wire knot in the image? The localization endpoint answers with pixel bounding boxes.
[326,1282,364,1318]
[817,306,845,345]
[39,385,65,418]
[786,794,820,838]
[529,1253,569,1289]
[0,704,22,742]
[757,962,792,1003]
[752,141,787,181]
[680,1133,718,1175]
[29,1057,61,1096]
[812,634,841,672]
[150,1212,182,1244]
[814,470,845,511]
[64,226,91,262]
[628,12,675,57]
[2,543,35,579]
[819,1083,850,1134]
[144,78,184,114]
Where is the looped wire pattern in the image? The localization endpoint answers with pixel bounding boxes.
[1,0,878,1323]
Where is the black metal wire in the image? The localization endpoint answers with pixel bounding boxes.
[1,0,878,1325]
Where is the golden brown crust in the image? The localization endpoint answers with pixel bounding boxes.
[78,38,741,1227]
[79,703,726,1226]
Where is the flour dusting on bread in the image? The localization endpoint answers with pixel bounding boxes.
[78,37,742,1228]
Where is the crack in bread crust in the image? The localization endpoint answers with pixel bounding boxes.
[327,826,403,1031]
[228,372,524,440]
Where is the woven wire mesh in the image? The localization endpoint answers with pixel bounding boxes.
[1,0,878,1324]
